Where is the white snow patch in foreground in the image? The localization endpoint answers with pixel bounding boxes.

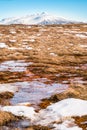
[0,43,8,48]
[34,98,87,128]
[0,83,18,93]
[2,106,36,120]
[53,120,82,130]
[1,98,87,130]
[76,34,87,38]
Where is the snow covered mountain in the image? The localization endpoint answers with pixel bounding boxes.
[0,12,72,25]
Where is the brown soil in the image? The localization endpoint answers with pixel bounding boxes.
[73,115,87,130]
[0,92,14,105]
[29,125,50,130]
[0,111,18,126]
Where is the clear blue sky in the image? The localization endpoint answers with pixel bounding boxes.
[0,0,87,22]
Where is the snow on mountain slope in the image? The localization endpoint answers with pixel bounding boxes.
[0,12,71,25]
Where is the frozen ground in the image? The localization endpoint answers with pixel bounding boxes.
[0,24,87,129]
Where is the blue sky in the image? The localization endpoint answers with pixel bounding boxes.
[0,0,87,22]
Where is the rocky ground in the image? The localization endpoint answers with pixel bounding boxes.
[0,24,87,130]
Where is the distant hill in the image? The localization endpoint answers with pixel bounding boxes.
[0,12,75,25]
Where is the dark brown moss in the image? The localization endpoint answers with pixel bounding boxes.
[0,92,14,99]
[39,99,51,109]
[0,111,18,126]
[0,92,14,105]
[73,115,87,130]
[31,125,50,130]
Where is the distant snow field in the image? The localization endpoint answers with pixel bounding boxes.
[0,12,71,25]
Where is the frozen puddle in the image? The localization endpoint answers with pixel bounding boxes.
[10,80,68,105]
[0,60,33,72]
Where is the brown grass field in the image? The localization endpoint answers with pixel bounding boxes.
[0,23,87,129]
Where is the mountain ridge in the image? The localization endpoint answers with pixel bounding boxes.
[0,12,78,25]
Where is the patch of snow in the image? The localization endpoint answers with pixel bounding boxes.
[23,39,35,42]
[83,25,87,27]
[8,46,33,50]
[0,60,33,72]
[8,47,19,50]
[0,83,18,93]
[84,32,87,34]
[22,39,29,42]
[9,40,16,43]
[17,102,31,106]
[62,81,69,84]
[1,98,86,130]
[0,34,3,36]
[2,106,36,120]
[64,30,77,33]
[48,48,51,50]
[9,29,16,34]
[39,29,46,32]
[53,120,82,130]
[72,29,80,31]
[0,12,70,25]
[70,77,87,84]
[37,33,41,36]
[27,26,32,28]
[75,34,87,38]
[29,39,35,42]
[57,27,63,29]
[79,44,87,48]
[35,98,87,127]
[50,53,57,56]
[26,47,33,50]
[0,42,8,48]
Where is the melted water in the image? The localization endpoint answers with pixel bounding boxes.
[10,79,68,105]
